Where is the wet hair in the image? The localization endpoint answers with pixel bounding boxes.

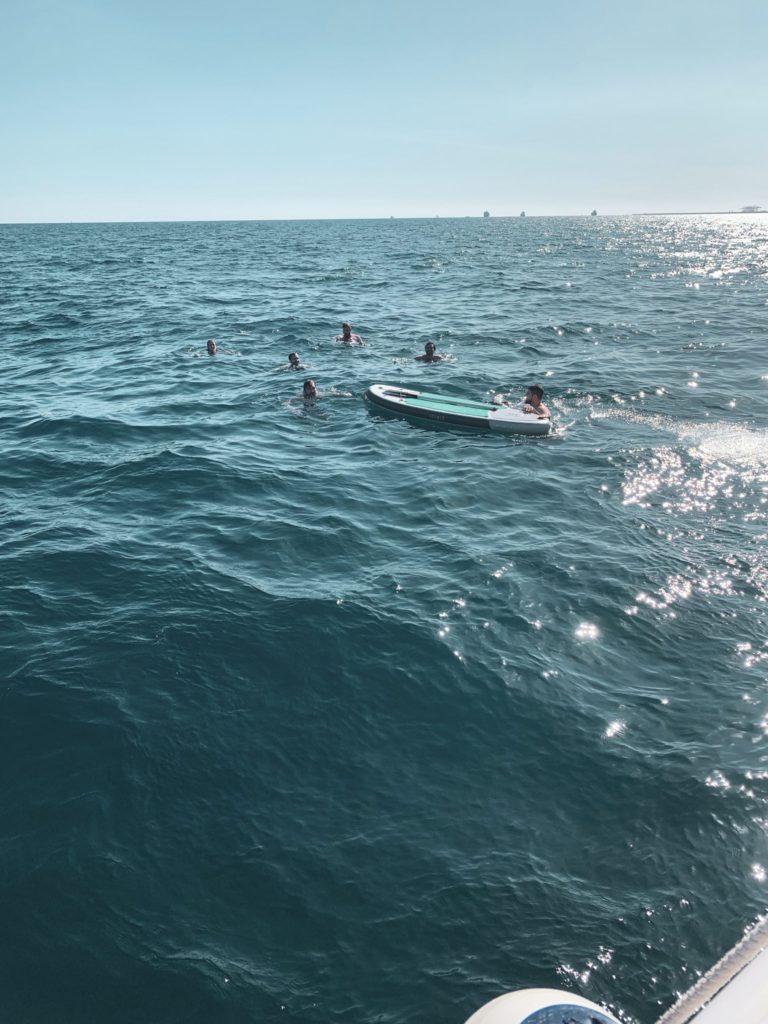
[288,352,299,361]
[425,341,436,351]
[342,322,351,330]
[527,384,544,400]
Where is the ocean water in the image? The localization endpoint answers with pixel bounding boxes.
[1,215,767,1024]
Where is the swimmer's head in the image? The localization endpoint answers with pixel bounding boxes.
[342,322,352,337]
[206,339,217,355]
[425,341,436,355]
[288,352,300,367]
[526,383,544,402]
[303,379,318,398]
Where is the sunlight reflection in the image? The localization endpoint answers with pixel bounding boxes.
[575,621,600,640]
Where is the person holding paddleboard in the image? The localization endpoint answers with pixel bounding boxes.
[522,384,550,418]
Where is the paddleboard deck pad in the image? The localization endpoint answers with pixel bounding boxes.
[364,384,552,436]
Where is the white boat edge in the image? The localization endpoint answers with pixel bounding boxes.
[656,913,768,1024]
[462,913,768,1024]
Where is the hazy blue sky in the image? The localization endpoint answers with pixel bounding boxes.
[2,0,766,221]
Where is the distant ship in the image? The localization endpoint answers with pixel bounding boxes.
[591,209,597,216]
[483,210,490,218]
[520,211,525,217]
[741,205,764,213]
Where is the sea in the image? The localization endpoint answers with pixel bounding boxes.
[1,215,767,1024]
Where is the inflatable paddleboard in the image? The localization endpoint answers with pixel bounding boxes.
[364,384,552,436]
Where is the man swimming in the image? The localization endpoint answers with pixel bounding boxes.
[415,341,443,362]
[288,352,304,370]
[206,339,217,355]
[522,384,550,417]
[336,322,363,345]
[303,379,318,399]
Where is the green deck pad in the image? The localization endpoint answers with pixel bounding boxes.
[406,399,490,418]
[403,394,495,416]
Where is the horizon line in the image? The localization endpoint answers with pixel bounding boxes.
[2,210,766,227]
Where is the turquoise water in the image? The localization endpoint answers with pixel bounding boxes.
[2,216,767,1024]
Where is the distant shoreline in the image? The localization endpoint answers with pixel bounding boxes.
[1,211,765,226]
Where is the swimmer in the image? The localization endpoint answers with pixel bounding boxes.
[415,341,443,363]
[206,339,217,355]
[288,352,304,370]
[522,384,550,417]
[336,322,363,345]
[303,379,318,399]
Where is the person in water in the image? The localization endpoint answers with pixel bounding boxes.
[522,384,550,417]
[206,339,217,355]
[336,322,363,345]
[415,341,443,362]
[288,352,303,370]
[303,379,318,399]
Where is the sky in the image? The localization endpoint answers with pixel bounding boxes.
[2,0,766,222]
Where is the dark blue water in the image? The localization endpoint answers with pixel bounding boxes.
[2,216,767,1024]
